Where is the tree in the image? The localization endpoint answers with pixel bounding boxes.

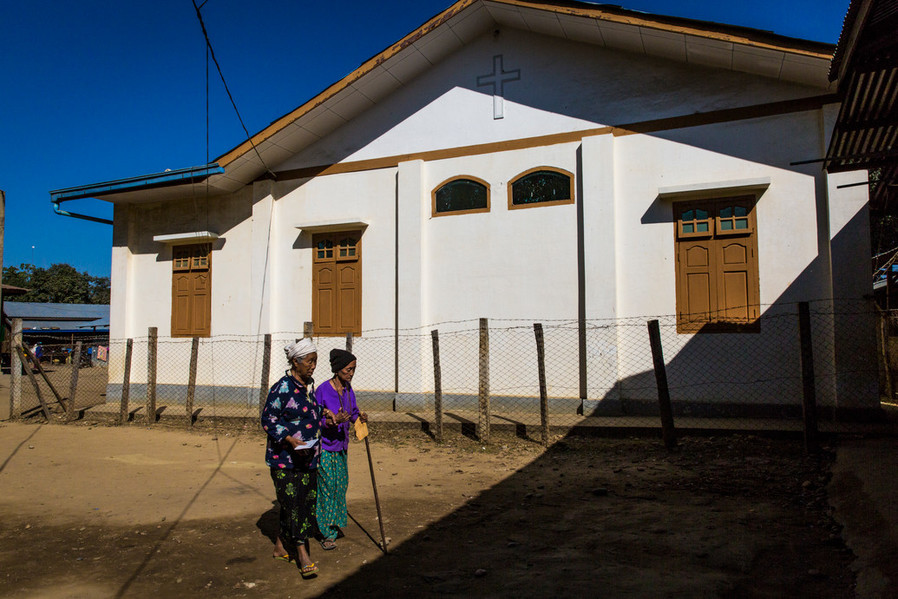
[1,263,110,304]
[88,275,110,304]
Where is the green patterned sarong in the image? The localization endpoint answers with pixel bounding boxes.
[270,467,318,546]
[316,449,349,540]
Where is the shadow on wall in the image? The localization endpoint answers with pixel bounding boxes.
[107,29,873,421]
[256,30,829,196]
[588,208,878,420]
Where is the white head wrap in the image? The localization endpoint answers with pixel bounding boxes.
[285,338,317,362]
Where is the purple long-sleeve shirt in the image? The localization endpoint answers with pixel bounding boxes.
[316,379,360,453]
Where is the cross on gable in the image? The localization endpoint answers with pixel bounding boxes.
[476,54,521,120]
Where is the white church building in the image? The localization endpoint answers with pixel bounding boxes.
[52,0,877,417]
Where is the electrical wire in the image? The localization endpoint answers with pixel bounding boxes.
[191,0,276,180]
[190,0,280,425]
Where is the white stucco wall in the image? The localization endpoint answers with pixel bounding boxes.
[106,25,876,412]
[279,29,825,172]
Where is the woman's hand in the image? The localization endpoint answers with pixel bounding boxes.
[335,408,351,424]
[359,412,368,423]
[285,435,301,449]
[324,410,337,427]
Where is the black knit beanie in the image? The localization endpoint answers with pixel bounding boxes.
[330,348,356,373]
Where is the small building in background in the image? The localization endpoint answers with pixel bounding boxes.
[2,301,109,369]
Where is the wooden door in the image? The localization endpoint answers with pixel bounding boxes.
[312,232,361,335]
[171,244,211,337]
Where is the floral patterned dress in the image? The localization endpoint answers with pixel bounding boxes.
[261,372,322,547]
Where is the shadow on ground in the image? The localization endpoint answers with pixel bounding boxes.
[313,431,854,598]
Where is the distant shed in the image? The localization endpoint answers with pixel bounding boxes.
[2,301,109,344]
[2,301,110,369]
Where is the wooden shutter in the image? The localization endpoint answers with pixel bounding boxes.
[172,273,193,336]
[171,244,211,337]
[337,263,361,333]
[191,272,211,336]
[677,240,715,329]
[313,232,362,336]
[314,265,336,332]
[675,199,759,333]
[718,241,751,322]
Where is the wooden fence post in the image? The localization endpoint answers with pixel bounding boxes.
[259,334,272,415]
[15,345,51,420]
[303,321,314,340]
[10,318,22,419]
[67,341,82,422]
[186,337,199,427]
[146,327,157,425]
[798,302,819,453]
[431,329,443,443]
[534,323,550,447]
[647,319,677,450]
[20,342,66,410]
[478,318,490,444]
[119,339,133,425]
[879,309,893,400]
[345,332,353,352]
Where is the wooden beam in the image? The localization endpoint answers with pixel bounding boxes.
[15,345,51,421]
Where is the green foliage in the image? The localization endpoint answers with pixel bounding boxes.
[872,213,898,258]
[2,263,110,304]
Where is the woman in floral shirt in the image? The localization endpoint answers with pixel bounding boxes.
[260,338,324,578]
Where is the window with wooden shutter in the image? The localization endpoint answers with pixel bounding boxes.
[312,232,362,336]
[171,243,211,337]
[674,197,759,333]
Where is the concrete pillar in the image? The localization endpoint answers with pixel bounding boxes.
[827,169,878,409]
[251,180,276,337]
[107,204,134,405]
[251,180,277,390]
[110,204,133,339]
[395,160,426,409]
[579,133,620,414]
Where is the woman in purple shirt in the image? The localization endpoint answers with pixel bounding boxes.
[316,348,368,550]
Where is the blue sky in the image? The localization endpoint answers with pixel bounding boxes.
[1,0,850,277]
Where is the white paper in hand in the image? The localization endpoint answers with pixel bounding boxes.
[292,437,319,451]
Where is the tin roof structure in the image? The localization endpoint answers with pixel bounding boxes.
[825,0,898,209]
[2,302,110,333]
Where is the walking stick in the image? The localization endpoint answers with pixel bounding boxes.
[358,421,388,553]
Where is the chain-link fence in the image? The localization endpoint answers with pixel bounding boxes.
[6,333,110,419]
[8,300,896,437]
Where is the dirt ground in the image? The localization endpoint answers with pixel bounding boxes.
[0,416,854,598]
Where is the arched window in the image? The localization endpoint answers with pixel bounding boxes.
[508,167,574,209]
[432,176,490,216]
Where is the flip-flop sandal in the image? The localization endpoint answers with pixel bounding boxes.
[320,539,337,551]
[273,554,293,563]
[300,562,319,578]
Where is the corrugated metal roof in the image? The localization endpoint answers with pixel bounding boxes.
[825,0,898,208]
[1,284,29,296]
[3,302,110,332]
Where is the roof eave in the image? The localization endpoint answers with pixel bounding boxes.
[214,0,836,170]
